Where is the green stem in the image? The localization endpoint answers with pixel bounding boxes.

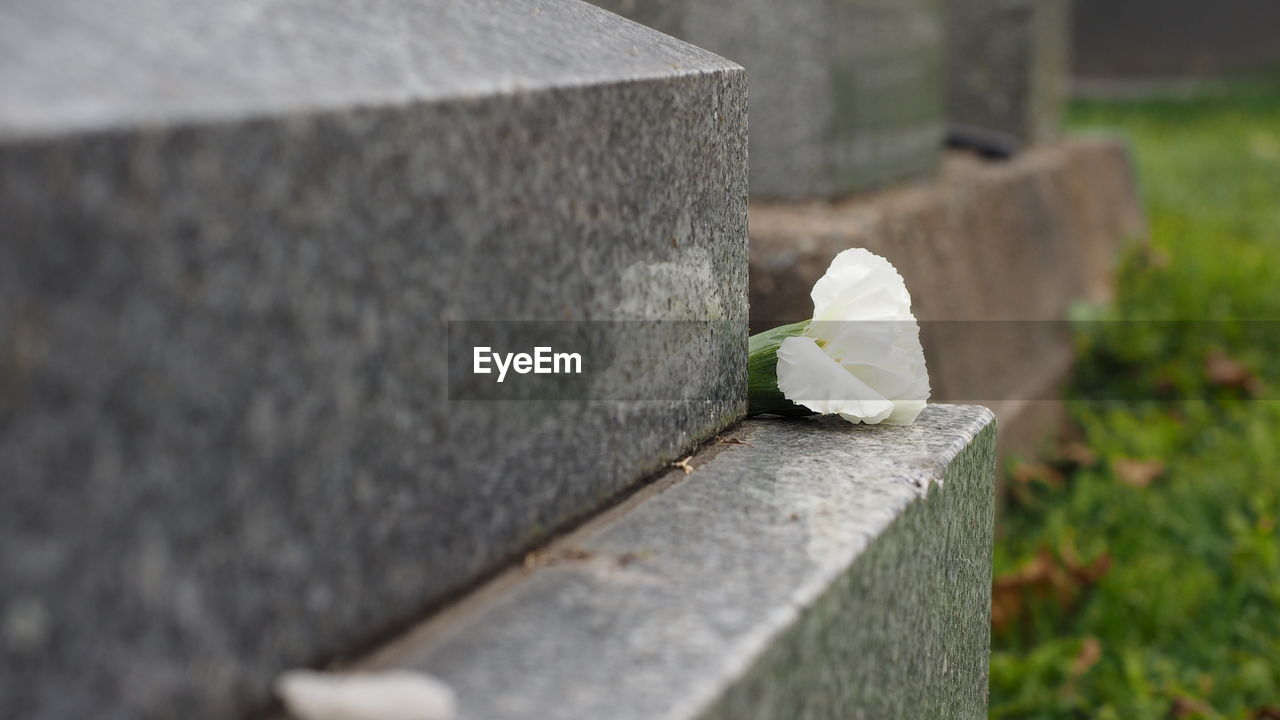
[747,320,816,417]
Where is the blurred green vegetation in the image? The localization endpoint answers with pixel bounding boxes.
[990,85,1280,719]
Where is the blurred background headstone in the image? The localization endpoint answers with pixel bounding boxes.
[946,0,1071,142]
[595,0,945,198]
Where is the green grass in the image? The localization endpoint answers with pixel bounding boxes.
[990,85,1280,719]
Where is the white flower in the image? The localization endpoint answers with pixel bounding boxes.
[275,669,457,720]
[775,248,930,425]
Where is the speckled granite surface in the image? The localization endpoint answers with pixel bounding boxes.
[381,405,996,720]
[0,1,747,717]
[0,0,737,137]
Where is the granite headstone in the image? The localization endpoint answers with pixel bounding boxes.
[946,0,1071,142]
[595,0,946,199]
[0,0,747,717]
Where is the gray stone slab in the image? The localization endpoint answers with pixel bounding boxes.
[0,1,747,718]
[593,0,945,199]
[946,0,1071,142]
[371,405,996,720]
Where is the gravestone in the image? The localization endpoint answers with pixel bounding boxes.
[595,0,945,199]
[946,0,1071,143]
[362,406,997,719]
[0,0,747,717]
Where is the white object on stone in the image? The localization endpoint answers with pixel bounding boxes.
[275,669,457,720]
[776,248,930,425]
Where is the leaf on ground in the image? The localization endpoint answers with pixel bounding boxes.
[1011,460,1065,488]
[1059,635,1104,700]
[992,547,1111,634]
[1205,348,1263,395]
[1059,441,1099,468]
[1064,548,1112,585]
[718,437,754,447]
[1113,457,1167,487]
[1170,696,1217,719]
[990,584,1023,635]
[673,457,695,475]
[1069,636,1102,677]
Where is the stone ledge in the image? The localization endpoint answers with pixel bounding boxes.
[358,405,996,720]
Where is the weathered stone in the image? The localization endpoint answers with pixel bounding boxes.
[749,138,1145,461]
[0,1,747,718]
[594,0,946,199]
[946,0,1071,142]
[362,405,996,720]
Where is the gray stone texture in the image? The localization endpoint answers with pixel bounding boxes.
[366,405,997,720]
[946,0,1071,142]
[749,138,1145,462]
[0,1,747,718]
[594,0,946,199]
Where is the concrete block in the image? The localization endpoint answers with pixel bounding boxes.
[748,137,1145,461]
[363,405,997,720]
[0,1,747,717]
[946,0,1071,142]
[594,0,946,199]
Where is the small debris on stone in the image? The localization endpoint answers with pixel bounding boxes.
[559,548,593,562]
[275,669,456,720]
[718,437,753,447]
[616,552,642,568]
[673,457,695,475]
[522,548,552,572]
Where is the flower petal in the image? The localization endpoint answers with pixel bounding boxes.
[810,248,912,323]
[816,319,931,406]
[275,670,457,720]
[776,336,894,424]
